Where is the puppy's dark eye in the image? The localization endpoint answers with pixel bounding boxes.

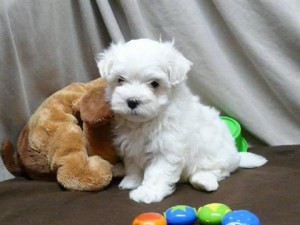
[118,77,125,84]
[150,81,159,88]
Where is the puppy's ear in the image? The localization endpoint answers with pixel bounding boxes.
[167,42,193,86]
[96,53,113,80]
[96,42,123,80]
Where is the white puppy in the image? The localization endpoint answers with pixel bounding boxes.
[97,39,267,203]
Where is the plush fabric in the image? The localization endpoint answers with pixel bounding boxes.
[1,78,117,191]
[0,1,299,180]
[0,145,299,225]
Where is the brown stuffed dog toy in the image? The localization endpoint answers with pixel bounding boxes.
[1,78,117,191]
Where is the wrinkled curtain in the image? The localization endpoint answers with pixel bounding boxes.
[1,0,299,180]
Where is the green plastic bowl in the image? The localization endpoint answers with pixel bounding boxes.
[220,116,248,152]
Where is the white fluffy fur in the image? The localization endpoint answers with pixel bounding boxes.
[97,39,267,203]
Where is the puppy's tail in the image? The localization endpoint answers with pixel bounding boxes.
[239,152,267,168]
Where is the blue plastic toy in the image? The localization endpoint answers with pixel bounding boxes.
[164,205,197,225]
[221,210,260,225]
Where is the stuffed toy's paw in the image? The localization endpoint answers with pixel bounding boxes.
[57,154,113,191]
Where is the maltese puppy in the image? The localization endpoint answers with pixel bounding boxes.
[96,39,267,203]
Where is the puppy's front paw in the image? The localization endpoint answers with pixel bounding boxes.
[129,186,165,204]
[119,175,142,190]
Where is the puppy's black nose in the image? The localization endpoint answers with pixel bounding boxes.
[127,98,140,109]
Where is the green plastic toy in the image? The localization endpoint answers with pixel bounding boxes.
[220,116,248,152]
[197,203,231,225]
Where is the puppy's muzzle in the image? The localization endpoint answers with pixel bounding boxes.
[127,98,140,109]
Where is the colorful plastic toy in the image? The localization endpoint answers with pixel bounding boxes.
[197,203,231,225]
[164,205,197,225]
[133,204,260,225]
[221,210,260,225]
[132,212,167,225]
[220,116,248,152]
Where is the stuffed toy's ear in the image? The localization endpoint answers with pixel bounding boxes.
[80,88,113,126]
[165,42,193,86]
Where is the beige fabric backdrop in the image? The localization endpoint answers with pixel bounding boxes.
[1,0,300,180]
